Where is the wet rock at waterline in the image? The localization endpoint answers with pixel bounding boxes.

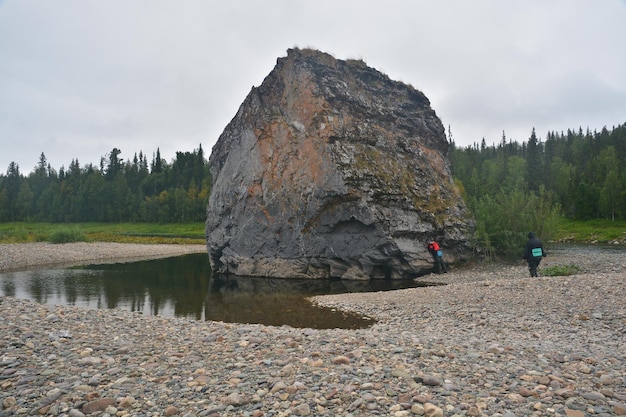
[206,48,474,279]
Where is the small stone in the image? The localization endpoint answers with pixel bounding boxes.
[581,391,606,401]
[82,398,116,414]
[104,405,117,415]
[279,363,295,376]
[466,406,481,416]
[164,405,179,416]
[118,397,134,408]
[270,381,288,393]
[599,374,613,385]
[46,314,59,322]
[332,355,350,365]
[421,375,443,386]
[423,403,443,417]
[537,376,550,385]
[84,391,100,401]
[392,369,412,379]
[74,384,93,393]
[293,403,310,416]
[555,388,576,398]
[224,392,243,406]
[80,356,102,366]
[3,397,17,408]
[613,403,626,416]
[549,379,561,389]
[564,409,585,417]
[487,344,504,354]
[506,393,525,403]
[68,409,85,417]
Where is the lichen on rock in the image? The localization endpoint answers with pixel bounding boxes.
[206,48,474,279]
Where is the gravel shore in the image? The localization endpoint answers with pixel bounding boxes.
[0,242,207,272]
[1,243,625,416]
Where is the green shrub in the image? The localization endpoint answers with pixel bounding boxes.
[470,186,561,259]
[49,226,87,244]
[542,264,581,276]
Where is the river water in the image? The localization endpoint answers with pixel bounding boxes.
[0,253,438,329]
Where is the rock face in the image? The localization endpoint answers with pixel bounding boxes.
[206,48,474,279]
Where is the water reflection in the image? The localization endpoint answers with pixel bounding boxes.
[0,253,434,329]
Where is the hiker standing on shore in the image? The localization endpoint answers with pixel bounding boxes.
[523,232,546,277]
[427,240,447,274]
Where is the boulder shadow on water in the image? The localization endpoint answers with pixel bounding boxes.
[205,273,436,329]
[206,274,377,329]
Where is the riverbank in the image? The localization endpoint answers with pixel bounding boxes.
[0,242,207,272]
[1,243,625,416]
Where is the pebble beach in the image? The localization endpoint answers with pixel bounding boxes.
[1,242,625,416]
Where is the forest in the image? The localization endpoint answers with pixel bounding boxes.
[0,146,210,223]
[1,122,624,255]
[449,122,626,255]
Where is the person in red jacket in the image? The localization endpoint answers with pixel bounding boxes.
[427,240,447,274]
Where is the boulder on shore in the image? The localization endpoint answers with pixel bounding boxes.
[206,48,474,279]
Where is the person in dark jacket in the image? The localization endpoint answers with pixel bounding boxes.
[523,232,545,277]
[427,240,447,274]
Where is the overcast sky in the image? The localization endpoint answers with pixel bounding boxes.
[1,1,625,173]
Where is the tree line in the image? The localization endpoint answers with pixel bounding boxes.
[449,122,626,256]
[0,146,210,223]
[2,122,624,254]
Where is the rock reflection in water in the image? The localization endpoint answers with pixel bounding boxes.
[0,253,432,329]
[206,274,376,329]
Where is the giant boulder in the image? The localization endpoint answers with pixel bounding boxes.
[206,48,474,279]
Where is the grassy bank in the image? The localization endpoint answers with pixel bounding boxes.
[0,222,206,244]
[551,218,626,244]
[1,219,624,246]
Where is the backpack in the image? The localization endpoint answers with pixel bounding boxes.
[428,241,440,251]
[531,247,543,258]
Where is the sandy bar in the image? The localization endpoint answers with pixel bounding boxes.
[0,242,207,272]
